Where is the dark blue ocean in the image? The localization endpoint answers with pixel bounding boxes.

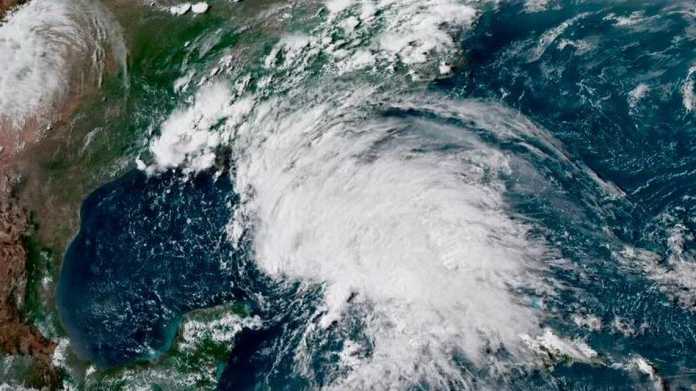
[57,1,696,389]
[57,170,242,366]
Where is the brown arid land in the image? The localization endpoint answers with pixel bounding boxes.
[0,0,25,19]
[0,176,59,388]
[0,0,128,388]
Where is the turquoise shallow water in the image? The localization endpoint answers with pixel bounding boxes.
[57,0,696,389]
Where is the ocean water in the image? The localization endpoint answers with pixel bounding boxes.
[56,0,696,389]
[57,169,242,367]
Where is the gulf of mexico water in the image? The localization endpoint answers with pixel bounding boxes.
[57,0,696,389]
[57,169,242,367]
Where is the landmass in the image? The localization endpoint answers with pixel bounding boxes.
[0,0,129,388]
[0,0,25,19]
[0,177,58,388]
